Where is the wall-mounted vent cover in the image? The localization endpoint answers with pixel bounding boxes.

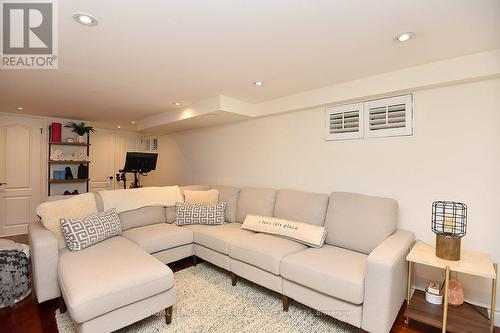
[325,103,363,140]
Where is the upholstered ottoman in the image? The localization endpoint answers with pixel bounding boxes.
[0,239,31,308]
[58,236,175,333]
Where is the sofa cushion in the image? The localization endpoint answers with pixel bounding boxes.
[274,189,329,226]
[236,187,277,223]
[99,186,183,214]
[122,223,193,254]
[211,185,240,223]
[184,189,219,205]
[229,233,306,275]
[165,206,176,224]
[183,223,253,255]
[281,244,367,304]
[36,193,98,249]
[60,209,122,251]
[324,192,398,254]
[97,192,167,229]
[166,185,237,224]
[180,185,210,192]
[58,236,173,323]
[94,192,104,211]
[119,206,166,231]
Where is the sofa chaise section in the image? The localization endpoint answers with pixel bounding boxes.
[58,236,175,333]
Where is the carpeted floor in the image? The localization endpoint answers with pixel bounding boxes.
[55,262,356,333]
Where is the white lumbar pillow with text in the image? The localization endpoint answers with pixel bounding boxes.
[241,215,326,248]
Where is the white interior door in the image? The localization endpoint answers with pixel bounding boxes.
[0,115,43,236]
[89,129,140,191]
[89,129,116,191]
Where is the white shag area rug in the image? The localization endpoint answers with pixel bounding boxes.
[56,262,356,333]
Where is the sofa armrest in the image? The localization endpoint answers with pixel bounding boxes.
[361,229,415,333]
[29,221,61,303]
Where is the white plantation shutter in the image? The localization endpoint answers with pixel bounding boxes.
[143,138,151,151]
[141,137,159,152]
[364,95,413,138]
[325,103,363,140]
[151,137,159,151]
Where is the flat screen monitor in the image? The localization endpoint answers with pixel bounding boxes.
[120,152,158,173]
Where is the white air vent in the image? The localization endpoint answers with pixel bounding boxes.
[325,103,363,140]
[364,95,413,138]
[141,137,159,152]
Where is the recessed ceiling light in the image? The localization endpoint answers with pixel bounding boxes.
[116,125,121,129]
[17,107,23,110]
[73,13,98,26]
[131,121,136,124]
[173,102,182,106]
[254,81,264,86]
[394,32,415,42]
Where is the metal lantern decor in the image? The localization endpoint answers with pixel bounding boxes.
[431,201,467,261]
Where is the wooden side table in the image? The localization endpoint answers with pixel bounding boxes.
[405,241,497,333]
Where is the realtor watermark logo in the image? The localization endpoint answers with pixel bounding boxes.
[1,0,58,69]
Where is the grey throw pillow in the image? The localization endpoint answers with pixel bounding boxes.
[175,202,226,226]
[60,209,122,251]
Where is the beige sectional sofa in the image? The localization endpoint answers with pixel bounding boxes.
[29,185,414,333]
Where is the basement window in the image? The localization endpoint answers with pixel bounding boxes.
[141,137,159,152]
[325,94,413,141]
[324,103,363,140]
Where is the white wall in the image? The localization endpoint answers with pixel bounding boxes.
[143,134,197,186]
[145,78,500,316]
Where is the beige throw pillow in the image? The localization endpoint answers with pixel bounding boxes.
[241,215,327,248]
[36,193,98,249]
[184,189,219,205]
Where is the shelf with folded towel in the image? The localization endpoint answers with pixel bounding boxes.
[48,131,91,196]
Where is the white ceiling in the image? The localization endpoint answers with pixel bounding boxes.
[1,0,499,125]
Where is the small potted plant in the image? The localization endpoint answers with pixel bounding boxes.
[65,122,95,143]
